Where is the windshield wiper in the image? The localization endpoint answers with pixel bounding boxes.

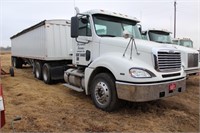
[156,41,172,44]
[155,41,165,43]
[165,42,173,44]
[99,34,116,37]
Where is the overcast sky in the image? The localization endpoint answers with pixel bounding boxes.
[1,0,199,49]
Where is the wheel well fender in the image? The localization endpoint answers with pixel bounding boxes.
[86,66,116,95]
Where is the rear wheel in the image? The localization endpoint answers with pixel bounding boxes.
[12,57,22,68]
[13,57,17,67]
[91,73,120,112]
[34,61,43,80]
[11,57,14,67]
[42,63,52,84]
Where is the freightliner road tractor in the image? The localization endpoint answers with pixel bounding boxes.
[11,9,186,111]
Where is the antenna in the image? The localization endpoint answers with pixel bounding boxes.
[75,7,80,14]
[174,0,177,38]
[73,0,80,15]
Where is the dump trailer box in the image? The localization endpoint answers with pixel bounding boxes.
[11,19,72,61]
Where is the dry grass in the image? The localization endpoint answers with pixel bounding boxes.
[0,51,11,55]
[1,53,199,132]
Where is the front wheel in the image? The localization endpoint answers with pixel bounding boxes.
[91,73,120,112]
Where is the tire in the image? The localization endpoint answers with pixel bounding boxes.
[11,56,14,67]
[12,57,17,68]
[34,61,43,80]
[42,63,52,84]
[10,67,14,77]
[12,57,22,68]
[91,73,119,112]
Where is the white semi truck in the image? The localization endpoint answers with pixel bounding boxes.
[142,29,200,76]
[172,38,200,65]
[11,9,186,111]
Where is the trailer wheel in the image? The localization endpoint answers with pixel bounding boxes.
[11,57,14,67]
[12,57,22,68]
[35,61,43,80]
[91,73,119,112]
[9,67,14,77]
[42,63,51,84]
[12,57,16,68]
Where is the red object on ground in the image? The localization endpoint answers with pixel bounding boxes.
[0,58,6,128]
[0,84,6,128]
[1,68,9,75]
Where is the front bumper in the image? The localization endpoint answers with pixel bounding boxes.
[185,68,200,75]
[116,78,186,102]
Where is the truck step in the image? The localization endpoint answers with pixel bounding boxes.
[63,83,84,92]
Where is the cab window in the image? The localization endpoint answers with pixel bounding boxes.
[79,16,92,36]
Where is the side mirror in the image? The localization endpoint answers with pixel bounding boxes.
[81,17,88,24]
[71,16,79,38]
[138,27,142,33]
[137,24,142,33]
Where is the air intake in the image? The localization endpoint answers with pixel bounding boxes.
[155,51,181,72]
[188,53,198,68]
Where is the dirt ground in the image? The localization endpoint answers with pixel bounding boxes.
[0,52,199,132]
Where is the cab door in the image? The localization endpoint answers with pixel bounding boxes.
[74,16,93,66]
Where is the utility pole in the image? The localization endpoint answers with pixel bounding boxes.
[174,0,177,38]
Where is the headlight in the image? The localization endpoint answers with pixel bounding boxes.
[129,68,155,78]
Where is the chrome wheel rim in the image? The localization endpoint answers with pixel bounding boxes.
[36,69,39,78]
[94,81,110,106]
[35,64,40,78]
[43,67,47,81]
[13,59,16,67]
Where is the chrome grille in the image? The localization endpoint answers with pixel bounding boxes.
[188,53,198,68]
[155,51,181,72]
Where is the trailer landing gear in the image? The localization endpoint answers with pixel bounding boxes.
[1,67,14,77]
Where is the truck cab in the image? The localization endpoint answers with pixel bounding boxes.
[64,9,186,111]
[172,38,193,48]
[142,29,200,76]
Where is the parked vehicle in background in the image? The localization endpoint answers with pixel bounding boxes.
[141,29,200,76]
[172,38,200,65]
[172,39,200,67]
[172,38,193,48]
[11,9,186,111]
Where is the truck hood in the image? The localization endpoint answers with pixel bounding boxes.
[168,44,199,53]
[100,37,179,53]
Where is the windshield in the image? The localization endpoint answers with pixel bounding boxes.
[180,40,193,48]
[93,14,142,39]
[149,31,172,43]
[172,40,178,45]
